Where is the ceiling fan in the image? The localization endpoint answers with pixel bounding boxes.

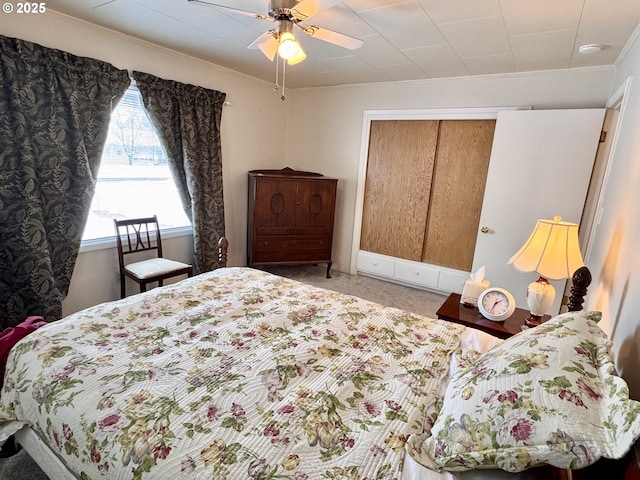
[187,0,364,65]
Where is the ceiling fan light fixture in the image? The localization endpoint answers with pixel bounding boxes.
[278,31,299,59]
[287,46,306,65]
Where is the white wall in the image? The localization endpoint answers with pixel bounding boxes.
[584,30,640,398]
[286,69,614,273]
[0,11,289,315]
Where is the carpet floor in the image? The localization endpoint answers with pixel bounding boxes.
[0,265,447,479]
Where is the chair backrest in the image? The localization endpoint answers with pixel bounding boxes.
[114,216,164,268]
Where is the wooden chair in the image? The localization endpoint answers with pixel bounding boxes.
[114,215,193,298]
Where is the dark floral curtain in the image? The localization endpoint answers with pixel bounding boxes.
[0,36,130,328]
[133,71,226,274]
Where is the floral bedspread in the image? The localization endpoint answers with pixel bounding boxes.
[0,267,465,479]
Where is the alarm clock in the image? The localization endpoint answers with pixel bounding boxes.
[477,287,516,322]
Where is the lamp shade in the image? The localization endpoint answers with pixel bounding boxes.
[508,216,584,281]
[278,32,299,59]
[256,36,278,61]
[287,45,306,65]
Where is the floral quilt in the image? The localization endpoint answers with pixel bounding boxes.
[0,267,465,479]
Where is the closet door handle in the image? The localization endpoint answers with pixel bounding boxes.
[480,226,490,233]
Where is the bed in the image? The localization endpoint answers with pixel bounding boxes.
[1,261,639,480]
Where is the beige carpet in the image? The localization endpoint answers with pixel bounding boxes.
[0,266,447,479]
[0,444,47,480]
[262,264,447,319]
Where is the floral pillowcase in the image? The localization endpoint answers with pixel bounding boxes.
[408,310,640,473]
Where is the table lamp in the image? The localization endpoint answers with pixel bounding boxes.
[508,216,584,327]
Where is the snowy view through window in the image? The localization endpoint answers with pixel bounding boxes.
[82,87,190,241]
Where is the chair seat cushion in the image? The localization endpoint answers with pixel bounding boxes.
[125,258,191,280]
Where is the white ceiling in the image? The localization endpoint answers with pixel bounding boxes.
[46,0,640,89]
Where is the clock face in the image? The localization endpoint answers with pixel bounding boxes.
[478,288,516,321]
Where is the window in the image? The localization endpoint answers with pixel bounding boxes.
[82,86,190,241]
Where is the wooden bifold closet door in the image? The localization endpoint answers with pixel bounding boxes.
[360,120,438,261]
[360,119,496,271]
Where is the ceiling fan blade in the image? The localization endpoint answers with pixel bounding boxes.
[248,32,278,61]
[291,0,343,21]
[298,24,363,50]
[187,0,273,21]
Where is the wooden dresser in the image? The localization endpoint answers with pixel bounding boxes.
[247,168,338,277]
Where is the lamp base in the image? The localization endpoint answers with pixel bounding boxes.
[525,314,544,328]
[525,277,556,327]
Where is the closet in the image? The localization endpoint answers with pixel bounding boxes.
[361,119,495,270]
[355,109,605,313]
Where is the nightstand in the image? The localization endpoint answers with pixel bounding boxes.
[436,293,551,339]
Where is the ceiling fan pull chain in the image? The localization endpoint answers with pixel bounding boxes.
[281,60,286,101]
[274,55,280,92]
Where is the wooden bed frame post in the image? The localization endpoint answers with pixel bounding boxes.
[567,266,592,312]
[218,237,229,267]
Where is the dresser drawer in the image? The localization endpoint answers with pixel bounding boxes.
[357,251,395,277]
[256,227,297,235]
[255,227,333,236]
[437,268,468,294]
[294,227,333,235]
[253,235,332,263]
[393,259,439,289]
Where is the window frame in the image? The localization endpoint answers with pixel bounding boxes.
[80,85,191,250]
[80,225,192,253]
